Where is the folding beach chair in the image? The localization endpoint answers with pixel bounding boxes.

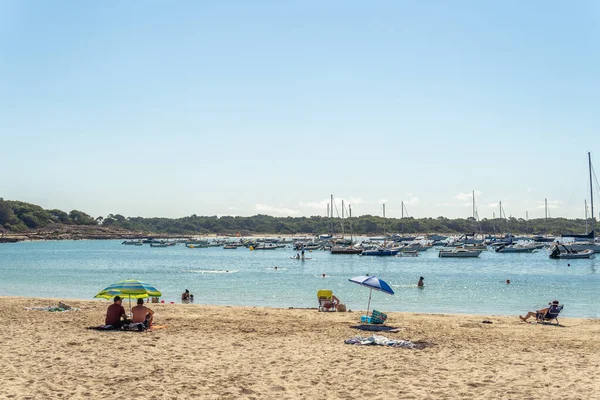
[360,309,387,325]
[537,304,563,325]
[317,290,337,312]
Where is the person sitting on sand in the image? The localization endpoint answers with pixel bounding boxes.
[520,300,560,322]
[105,296,129,329]
[417,276,424,287]
[132,298,154,328]
[182,289,190,301]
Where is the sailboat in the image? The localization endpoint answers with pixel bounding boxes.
[561,152,600,253]
[361,204,399,256]
[331,200,362,254]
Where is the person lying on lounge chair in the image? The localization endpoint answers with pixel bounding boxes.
[520,300,559,322]
[132,298,154,328]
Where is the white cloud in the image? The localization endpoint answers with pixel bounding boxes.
[453,190,481,201]
[404,193,420,206]
[536,200,562,209]
[298,199,330,210]
[436,202,472,208]
[347,197,364,205]
[255,204,300,216]
[298,196,365,210]
[378,199,388,204]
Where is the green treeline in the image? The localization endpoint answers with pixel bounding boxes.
[0,198,593,236]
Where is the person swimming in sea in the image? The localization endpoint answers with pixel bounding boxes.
[417,276,424,287]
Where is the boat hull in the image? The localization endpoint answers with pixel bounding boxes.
[439,250,482,258]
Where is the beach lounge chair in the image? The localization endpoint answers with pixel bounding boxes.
[537,304,564,324]
[317,290,337,312]
[361,309,387,325]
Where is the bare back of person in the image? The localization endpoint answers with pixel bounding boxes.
[131,305,148,323]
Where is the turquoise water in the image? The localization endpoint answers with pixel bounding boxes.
[1,240,598,318]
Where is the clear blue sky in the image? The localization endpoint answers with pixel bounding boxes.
[1,1,599,220]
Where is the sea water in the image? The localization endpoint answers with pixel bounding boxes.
[0,240,598,318]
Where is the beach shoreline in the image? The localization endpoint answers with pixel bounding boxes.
[3,296,600,399]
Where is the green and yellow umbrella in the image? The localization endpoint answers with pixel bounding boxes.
[95,279,162,310]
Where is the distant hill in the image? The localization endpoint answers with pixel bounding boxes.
[0,198,591,236]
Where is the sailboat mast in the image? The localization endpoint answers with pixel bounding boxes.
[330,194,334,235]
[349,204,352,243]
[383,204,386,238]
[341,200,345,238]
[472,191,475,219]
[585,199,588,234]
[588,152,594,233]
[401,201,404,219]
[545,197,548,233]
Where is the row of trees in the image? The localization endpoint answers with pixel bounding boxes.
[0,199,96,231]
[0,198,594,236]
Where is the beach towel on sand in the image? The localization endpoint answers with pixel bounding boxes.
[25,306,79,312]
[87,323,146,332]
[345,335,434,349]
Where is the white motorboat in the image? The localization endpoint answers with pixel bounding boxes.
[438,248,482,258]
[495,243,537,253]
[549,245,595,259]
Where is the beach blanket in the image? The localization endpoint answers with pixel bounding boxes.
[87,325,117,331]
[350,325,400,333]
[25,306,80,312]
[344,335,434,349]
[87,324,167,332]
[87,323,146,332]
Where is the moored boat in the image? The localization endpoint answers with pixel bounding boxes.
[361,247,399,256]
[549,244,595,259]
[495,243,537,253]
[438,248,482,258]
[122,240,143,246]
[150,243,170,248]
[330,246,362,255]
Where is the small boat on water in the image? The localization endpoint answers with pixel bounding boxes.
[438,248,482,258]
[251,243,278,250]
[361,247,399,256]
[495,243,537,253]
[330,246,363,255]
[549,244,595,259]
[150,243,170,248]
[185,243,206,249]
[223,244,238,249]
[122,240,143,246]
[396,250,419,257]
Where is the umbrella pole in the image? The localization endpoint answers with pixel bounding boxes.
[366,288,372,317]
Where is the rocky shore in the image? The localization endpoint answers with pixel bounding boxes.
[0,223,193,242]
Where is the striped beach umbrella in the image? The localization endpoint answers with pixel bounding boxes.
[95,279,162,310]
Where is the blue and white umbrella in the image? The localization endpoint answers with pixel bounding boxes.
[349,275,394,317]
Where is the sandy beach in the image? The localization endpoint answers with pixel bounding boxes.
[2,297,599,400]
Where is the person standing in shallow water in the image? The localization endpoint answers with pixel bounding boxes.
[417,276,424,288]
